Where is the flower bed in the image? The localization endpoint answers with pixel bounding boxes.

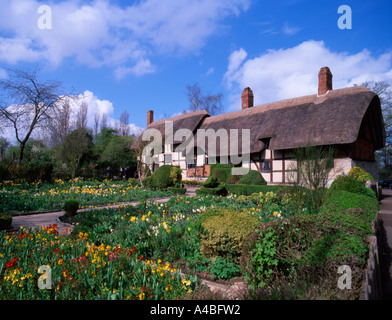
[0,178,171,215]
[0,225,195,300]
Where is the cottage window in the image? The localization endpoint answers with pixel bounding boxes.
[164,154,172,164]
[261,160,271,172]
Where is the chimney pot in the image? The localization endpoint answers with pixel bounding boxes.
[147,110,154,127]
[241,87,254,109]
[318,67,333,95]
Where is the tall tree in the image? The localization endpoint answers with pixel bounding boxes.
[58,127,93,179]
[0,68,66,162]
[46,97,73,147]
[119,110,130,137]
[185,83,223,115]
[94,111,100,137]
[359,81,392,172]
[76,101,89,129]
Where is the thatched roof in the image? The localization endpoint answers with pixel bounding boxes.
[196,86,385,155]
[132,110,209,149]
[135,86,385,156]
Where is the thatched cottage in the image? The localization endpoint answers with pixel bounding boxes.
[136,67,385,184]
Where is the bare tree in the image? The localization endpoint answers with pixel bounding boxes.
[94,111,100,136]
[185,83,223,115]
[101,112,108,130]
[0,68,66,162]
[119,110,130,137]
[46,97,72,147]
[76,101,88,129]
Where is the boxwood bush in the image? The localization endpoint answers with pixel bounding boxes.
[142,165,182,190]
[196,184,228,196]
[198,209,261,264]
[237,170,267,185]
[325,174,376,201]
[0,214,12,231]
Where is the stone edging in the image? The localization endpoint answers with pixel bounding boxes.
[360,214,383,300]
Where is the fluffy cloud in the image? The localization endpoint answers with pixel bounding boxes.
[72,90,144,135]
[0,0,250,78]
[225,40,392,110]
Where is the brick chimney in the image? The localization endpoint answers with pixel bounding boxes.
[318,67,333,95]
[147,110,154,127]
[241,87,254,109]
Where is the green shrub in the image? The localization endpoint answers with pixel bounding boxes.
[167,187,187,195]
[225,184,282,196]
[63,200,79,217]
[203,176,219,188]
[142,175,153,188]
[320,189,379,224]
[196,184,227,196]
[199,209,261,264]
[237,170,267,185]
[326,174,375,200]
[209,257,241,280]
[0,214,12,231]
[142,165,182,190]
[210,164,233,183]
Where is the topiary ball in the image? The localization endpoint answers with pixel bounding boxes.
[63,199,79,217]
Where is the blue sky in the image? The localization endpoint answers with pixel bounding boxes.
[0,0,391,139]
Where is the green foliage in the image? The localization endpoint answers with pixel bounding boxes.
[199,209,261,264]
[242,188,380,298]
[248,227,279,287]
[0,161,53,183]
[63,199,79,217]
[210,164,233,183]
[225,184,282,196]
[167,187,187,195]
[320,190,379,224]
[326,174,375,201]
[0,214,12,231]
[203,176,219,188]
[195,184,227,196]
[237,170,267,185]
[209,257,241,280]
[142,165,182,190]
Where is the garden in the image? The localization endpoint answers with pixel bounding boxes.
[0,165,380,300]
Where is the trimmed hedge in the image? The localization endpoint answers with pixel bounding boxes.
[167,187,187,195]
[325,174,376,200]
[0,214,12,231]
[196,184,228,196]
[210,164,233,183]
[225,184,283,196]
[63,200,79,217]
[237,170,267,185]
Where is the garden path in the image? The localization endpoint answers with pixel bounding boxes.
[10,186,200,235]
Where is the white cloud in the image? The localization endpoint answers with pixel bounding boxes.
[225,40,392,110]
[72,90,144,135]
[0,0,250,76]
